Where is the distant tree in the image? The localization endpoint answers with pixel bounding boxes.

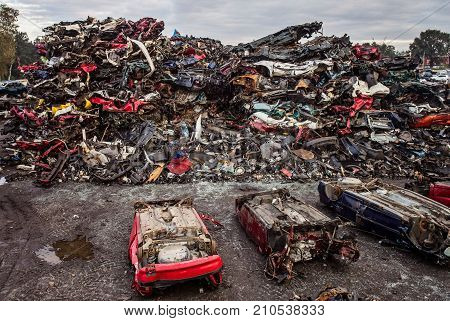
[377,43,397,59]
[0,4,19,79]
[0,4,18,34]
[363,42,397,58]
[11,31,39,79]
[409,29,449,67]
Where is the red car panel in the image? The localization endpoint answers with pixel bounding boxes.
[429,182,450,207]
[352,44,381,61]
[236,205,269,254]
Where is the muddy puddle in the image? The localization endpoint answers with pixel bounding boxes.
[36,235,94,264]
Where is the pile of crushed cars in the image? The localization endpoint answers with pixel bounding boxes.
[0,17,448,186]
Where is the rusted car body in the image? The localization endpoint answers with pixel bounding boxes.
[236,189,359,281]
[232,74,260,91]
[410,113,450,128]
[128,198,223,295]
[319,178,450,262]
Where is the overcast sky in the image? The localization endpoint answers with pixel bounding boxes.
[5,0,450,50]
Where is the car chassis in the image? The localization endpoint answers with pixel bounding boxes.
[129,198,223,295]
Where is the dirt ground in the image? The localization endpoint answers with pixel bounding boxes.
[0,179,448,301]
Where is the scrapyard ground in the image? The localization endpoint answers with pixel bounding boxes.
[1,179,448,301]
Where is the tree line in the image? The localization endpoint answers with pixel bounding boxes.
[0,4,38,80]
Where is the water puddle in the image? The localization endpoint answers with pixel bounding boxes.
[36,235,94,264]
[53,235,94,261]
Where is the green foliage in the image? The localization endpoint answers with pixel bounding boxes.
[11,31,39,79]
[0,4,40,80]
[0,4,18,34]
[409,29,450,66]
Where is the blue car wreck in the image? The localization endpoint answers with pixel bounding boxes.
[0,80,28,97]
[318,178,450,263]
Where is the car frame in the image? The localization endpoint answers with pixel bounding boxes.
[318,178,450,262]
[128,198,223,295]
[430,71,448,83]
[236,189,359,281]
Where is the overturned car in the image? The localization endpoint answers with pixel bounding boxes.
[128,198,223,295]
[236,189,359,282]
[318,178,450,262]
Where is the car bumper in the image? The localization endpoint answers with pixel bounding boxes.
[133,255,223,295]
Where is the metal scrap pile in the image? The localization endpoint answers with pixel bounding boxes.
[0,18,448,185]
[0,17,233,185]
[229,23,449,181]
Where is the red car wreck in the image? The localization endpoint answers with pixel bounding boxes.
[429,181,450,207]
[128,198,223,295]
[236,189,359,282]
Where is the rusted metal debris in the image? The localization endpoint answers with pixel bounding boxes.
[236,189,359,282]
[0,17,448,186]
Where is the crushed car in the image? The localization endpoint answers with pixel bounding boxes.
[128,198,223,295]
[0,80,28,97]
[235,189,359,282]
[318,178,450,262]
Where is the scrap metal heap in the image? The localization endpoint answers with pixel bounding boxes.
[0,17,448,185]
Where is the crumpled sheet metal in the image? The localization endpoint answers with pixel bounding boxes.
[236,189,359,282]
[1,17,448,186]
[235,22,323,51]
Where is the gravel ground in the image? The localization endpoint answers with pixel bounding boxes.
[0,179,448,301]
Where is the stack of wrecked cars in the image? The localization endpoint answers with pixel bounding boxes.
[0,17,448,186]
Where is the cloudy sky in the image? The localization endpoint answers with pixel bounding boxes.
[5,0,450,50]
